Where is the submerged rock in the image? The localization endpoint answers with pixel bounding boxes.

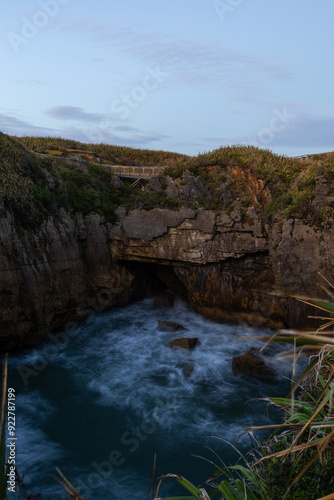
[154,292,175,309]
[184,362,195,378]
[167,337,201,351]
[232,347,277,380]
[158,320,187,332]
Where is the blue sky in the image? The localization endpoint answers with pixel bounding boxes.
[1,0,333,156]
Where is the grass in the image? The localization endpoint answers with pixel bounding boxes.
[1,132,153,228]
[0,133,192,228]
[164,145,334,223]
[11,135,190,167]
[1,134,333,230]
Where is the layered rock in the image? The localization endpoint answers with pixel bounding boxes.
[110,207,334,329]
[0,210,138,351]
[0,201,333,351]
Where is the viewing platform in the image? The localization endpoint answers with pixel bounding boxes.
[102,164,163,178]
[32,152,164,178]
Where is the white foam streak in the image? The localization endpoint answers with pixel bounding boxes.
[9,297,300,498]
[57,298,293,435]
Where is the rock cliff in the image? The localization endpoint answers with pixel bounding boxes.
[1,203,333,352]
[1,134,333,351]
[110,206,333,329]
[0,210,140,350]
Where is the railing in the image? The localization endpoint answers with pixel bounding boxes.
[102,165,163,177]
[32,152,164,178]
[293,152,333,159]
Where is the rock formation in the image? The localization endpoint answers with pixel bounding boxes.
[109,206,334,330]
[1,134,333,352]
[0,201,333,351]
[158,321,187,332]
[232,347,277,380]
[167,338,201,350]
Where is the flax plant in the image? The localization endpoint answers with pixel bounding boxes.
[54,468,85,500]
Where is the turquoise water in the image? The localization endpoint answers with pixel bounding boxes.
[8,298,295,499]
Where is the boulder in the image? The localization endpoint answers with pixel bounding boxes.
[232,347,277,380]
[168,337,201,350]
[158,320,187,332]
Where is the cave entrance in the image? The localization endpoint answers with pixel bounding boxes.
[120,261,187,303]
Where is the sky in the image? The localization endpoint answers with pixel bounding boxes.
[1,0,333,156]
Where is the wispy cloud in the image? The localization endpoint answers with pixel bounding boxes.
[81,125,168,147]
[0,111,54,136]
[201,114,334,150]
[59,18,293,98]
[0,110,168,148]
[45,106,104,123]
[268,115,334,148]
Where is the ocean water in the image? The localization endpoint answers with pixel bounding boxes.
[7,298,297,499]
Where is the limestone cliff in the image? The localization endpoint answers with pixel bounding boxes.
[110,206,333,329]
[0,203,333,352]
[1,134,333,351]
[0,210,140,351]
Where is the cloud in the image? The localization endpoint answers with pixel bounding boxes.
[59,18,292,97]
[0,110,168,149]
[241,114,334,149]
[81,125,168,147]
[45,106,104,123]
[0,111,54,136]
[268,115,334,148]
[201,114,334,151]
[112,125,139,133]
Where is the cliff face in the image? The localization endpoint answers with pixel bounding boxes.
[1,203,333,351]
[0,210,138,351]
[110,206,333,329]
[1,135,333,351]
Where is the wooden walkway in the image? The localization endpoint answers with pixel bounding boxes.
[103,165,163,178]
[32,152,164,178]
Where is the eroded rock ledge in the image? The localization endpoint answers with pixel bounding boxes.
[0,205,333,351]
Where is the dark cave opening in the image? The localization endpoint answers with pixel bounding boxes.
[120,261,188,303]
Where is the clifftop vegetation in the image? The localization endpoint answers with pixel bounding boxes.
[0,133,126,227]
[1,133,333,229]
[12,135,190,167]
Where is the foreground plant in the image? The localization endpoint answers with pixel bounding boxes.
[55,468,85,500]
[249,349,334,499]
[152,283,334,500]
